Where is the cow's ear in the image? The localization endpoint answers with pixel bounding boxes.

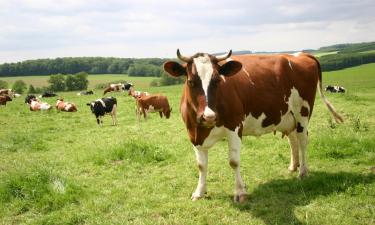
[219,60,242,77]
[163,61,186,77]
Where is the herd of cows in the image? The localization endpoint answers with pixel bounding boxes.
[0,83,171,125]
[1,49,346,202]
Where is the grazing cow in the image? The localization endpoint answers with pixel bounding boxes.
[55,98,77,112]
[0,89,14,97]
[103,82,133,95]
[40,91,57,98]
[136,94,171,120]
[87,97,117,125]
[77,90,94,95]
[163,49,343,202]
[25,94,38,104]
[0,95,12,106]
[29,99,52,111]
[128,88,150,99]
[325,85,346,93]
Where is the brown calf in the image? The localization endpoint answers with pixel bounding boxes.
[55,98,77,112]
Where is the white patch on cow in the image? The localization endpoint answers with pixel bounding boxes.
[97,99,106,107]
[40,103,51,110]
[147,105,156,112]
[203,106,215,119]
[195,126,226,149]
[242,87,309,136]
[288,59,293,71]
[65,103,72,111]
[193,54,213,100]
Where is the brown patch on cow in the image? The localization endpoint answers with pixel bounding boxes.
[297,122,304,133]
[136,94,171,120]
[300,106,309,117]
[229,160,238,169]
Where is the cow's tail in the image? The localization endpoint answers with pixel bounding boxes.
[309,55,344,123]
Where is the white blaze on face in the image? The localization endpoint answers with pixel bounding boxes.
[194,54,216,119]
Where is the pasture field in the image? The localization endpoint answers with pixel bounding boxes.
[0,74,152,89]
[1,64,375,225]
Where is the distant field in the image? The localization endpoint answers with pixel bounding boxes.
[0,64,374,224]
[0,74,155,89]
[314,51,338,57]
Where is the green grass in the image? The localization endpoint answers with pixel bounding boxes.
[0,74,154,89]
[0,64,374,224]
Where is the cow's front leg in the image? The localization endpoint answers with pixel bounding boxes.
[227,129,247,203]
[191,146,208,201]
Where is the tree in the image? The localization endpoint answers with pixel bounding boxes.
[28,84,37,93]
[48,74,66,91]
[0,80,8,89]
[12,80,27,94]
[66,72,89,91]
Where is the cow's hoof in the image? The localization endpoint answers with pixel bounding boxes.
[191,193,204,201]
[234,193,247,203]
[288,165,298,172]
[298,168,308,179]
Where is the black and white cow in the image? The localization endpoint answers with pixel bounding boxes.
[77,90,94,96]
[87,97,117,125]
[25,94,37,104]
[325,85,345,93]
[40,91,57,98]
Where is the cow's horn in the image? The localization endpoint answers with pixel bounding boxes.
[177,49,192,63]
[215,50,232,61]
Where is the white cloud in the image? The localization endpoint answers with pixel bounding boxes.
[0,0,375,62]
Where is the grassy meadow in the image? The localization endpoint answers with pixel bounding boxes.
[0,64,374,225]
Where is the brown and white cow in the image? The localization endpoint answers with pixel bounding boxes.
[30,99,52,111]
[0,95,12,106]
[55,98,77,112]
[136,94,171,121]
[128,88,150,99]
[0,89,14,97]
[163,49,343,202]
[103,83,133,95]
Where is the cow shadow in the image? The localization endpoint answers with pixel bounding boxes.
[230,171,375,225]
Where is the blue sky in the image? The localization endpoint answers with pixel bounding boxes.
[1,0,374,63]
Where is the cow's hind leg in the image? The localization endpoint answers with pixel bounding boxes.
[226,128,247,203]
[287,130,300,172]
[295,119,309,178]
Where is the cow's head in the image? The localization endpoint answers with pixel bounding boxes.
[163,49,242,127]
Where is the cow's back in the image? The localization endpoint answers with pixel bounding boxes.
[216,53,320,132]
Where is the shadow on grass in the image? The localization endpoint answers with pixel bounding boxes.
[233,171,375,225]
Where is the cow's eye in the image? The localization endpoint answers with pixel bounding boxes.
[187,79,194,87]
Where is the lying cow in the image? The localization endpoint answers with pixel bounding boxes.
[0,89,14,97]
[128,88,150,99]
[77,90,94,95]
[0,95,12,106]
[56,98,77,112]
[325,85,345,93]
[87,97,117,125]
[163,49,343,202]
[25,94,38,104]
[103,83,133,95]
[30,99,52,111]
[136,94,171,121]
[39,91,57,98]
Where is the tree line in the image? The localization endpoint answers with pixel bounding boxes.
[318,52,375,71]
[0,57,167,77]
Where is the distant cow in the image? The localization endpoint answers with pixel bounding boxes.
[25,94,38,104]
[29,99,52,111]
[87,97,117,125]
[0,95,12,106]
[0,89,14,97]
[136,94,171,121]
[56,98,77,112]
[40,91,57,98]
[77,90,94,96]
[103,83,133,95]
[128,88,150,99]
[325,85,346,93]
